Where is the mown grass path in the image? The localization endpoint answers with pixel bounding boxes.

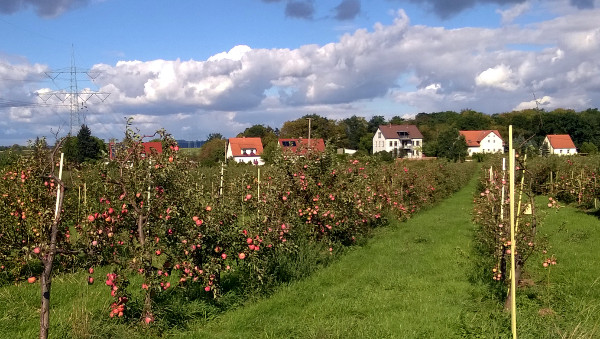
[176,177,483,338]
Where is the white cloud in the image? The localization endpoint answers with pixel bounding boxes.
[475,64,518,91]
[513,95,553,110]
[208,45,252,62]
[497,2,531,25]
[2,6,600,144]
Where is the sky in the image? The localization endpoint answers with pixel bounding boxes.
[0,0,599,145]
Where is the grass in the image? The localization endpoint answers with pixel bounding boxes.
[172,176,483,338]
[1,177,600,338]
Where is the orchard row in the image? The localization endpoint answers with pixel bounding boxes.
[0,127,475,329]
[472,154,600,309]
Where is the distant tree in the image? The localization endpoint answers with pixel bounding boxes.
[206,133,224,141]
[280,114,344,147]
[237,124,278,146]
[389,116,405,125]
[579,141,598,155]
[340,115,368,150]
[62,136,79,164]
[77,125,101,163]
[260,140,282,165]
[367,115,386,133]
[358,133,374,154]
[197,137,226,166]
[437,128,468,162]
[457,109,491,130]
[422,140,439,157]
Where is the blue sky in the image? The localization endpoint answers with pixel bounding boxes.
[0,0,599,145]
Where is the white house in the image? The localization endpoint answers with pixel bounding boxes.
[372,124,423,158]
[226,137,264,165]
[459,130,504,155]
[543,135,577,155]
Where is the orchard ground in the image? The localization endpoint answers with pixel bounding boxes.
[1,172,599,338]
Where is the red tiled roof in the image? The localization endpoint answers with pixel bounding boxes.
[142,142,163,155]
[547,135,576,149]
[228,137,263,157]
[459,130,503,147]
[108,141,163,159]
[279,138,326,153]
[378,125,423,139]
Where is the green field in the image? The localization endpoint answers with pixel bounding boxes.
[1,176,599,338]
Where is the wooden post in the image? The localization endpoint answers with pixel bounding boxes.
[40,153,65,339]
[509,125,517,339]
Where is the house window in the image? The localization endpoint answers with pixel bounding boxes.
[394,141,397,147]
[282,141,297,147]
[389,141,392,147]
[416,140,420,146]
[378,132,382,138]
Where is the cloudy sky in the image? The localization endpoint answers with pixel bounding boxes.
[1,0,599,145]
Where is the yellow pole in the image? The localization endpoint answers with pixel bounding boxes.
[509,126,517,338]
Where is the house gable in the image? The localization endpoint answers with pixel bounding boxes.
[227,137,264,164]
[372,124,423,158]
[544,135,577,155]
[459,130,504,154]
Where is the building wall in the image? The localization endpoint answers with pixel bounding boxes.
[372,129,422,158]
[467,133,504,155]
[233,156,264,165]
[543,137,577,156]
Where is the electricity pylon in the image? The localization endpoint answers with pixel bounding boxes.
[37,48,110,135]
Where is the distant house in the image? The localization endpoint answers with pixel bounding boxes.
[543,135,577,155]
[372,124,423,158]
[141,142,163,157]
[459,130,504,156]
[278,138,326,155]
[108,141,163,160]
[226,137,264,165]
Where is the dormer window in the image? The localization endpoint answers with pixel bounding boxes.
[242,148,257,155]
[397,131,409,139]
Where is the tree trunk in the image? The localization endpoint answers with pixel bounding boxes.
[504,260,522,311]
[40,181,64,339]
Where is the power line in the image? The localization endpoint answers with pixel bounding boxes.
[37,46,110,135]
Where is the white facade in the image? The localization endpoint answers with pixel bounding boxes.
[464,132,504,155]
[226,138,265,165]
[372,128,423,158]
[226,147,264,165]
[542,136,577,156]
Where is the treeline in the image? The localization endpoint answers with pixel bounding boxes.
[4,108,598,167]
[192,108,600,165]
